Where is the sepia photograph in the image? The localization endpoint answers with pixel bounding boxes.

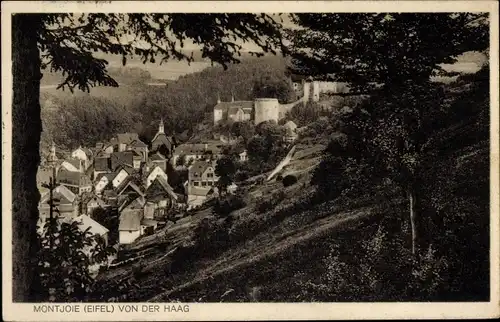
[2,1,499,320]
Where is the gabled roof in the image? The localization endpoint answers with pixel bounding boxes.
[119,194,146,212]
[41,185,77,205]
[151,132,175,147]
[119,210,142,231]
[110,151,134,171]
[57,169,90,186]
[73,147,93,158]
[214,100,254,112]
[149,152,165,161]
[73,214,109,236]
[95,172,117,183]
[187,186,212,197]
[189,160,215,180]
[129,139,148,148]
[116,177,144,197]
[147,176,178,201]
[62,159,82,171]
[117,133,139,145]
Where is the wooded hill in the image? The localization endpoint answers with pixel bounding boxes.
[40,55,293,150]
[90,65,489,302]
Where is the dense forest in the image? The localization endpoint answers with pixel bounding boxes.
[40,55,294,150]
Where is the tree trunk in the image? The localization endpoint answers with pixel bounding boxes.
[12,14,43,302]
[408,186,419,257]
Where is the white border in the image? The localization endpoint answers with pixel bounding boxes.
[2,1,499,321]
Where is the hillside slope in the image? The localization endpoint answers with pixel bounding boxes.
[90,65,489,303]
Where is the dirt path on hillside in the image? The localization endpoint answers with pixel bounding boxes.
[148,206,374,301]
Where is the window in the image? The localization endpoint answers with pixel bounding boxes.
[201,182,207,187]
[193,182,199,186]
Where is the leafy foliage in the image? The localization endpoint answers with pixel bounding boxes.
[39,13,287,92]
[36,217,117,302]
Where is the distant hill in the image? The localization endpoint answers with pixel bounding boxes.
[40,54,292,149]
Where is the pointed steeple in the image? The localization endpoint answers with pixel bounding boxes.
[159,118,164,134]
[217,93,221,104]
[231,92,235,102]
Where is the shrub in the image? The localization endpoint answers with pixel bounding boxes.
[282,175,298,187]
[213,194,247,218]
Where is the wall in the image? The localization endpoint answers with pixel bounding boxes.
[254,98,280,125]
[119,230,141,244]
[214,109,223,124]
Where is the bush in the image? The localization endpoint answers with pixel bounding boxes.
[282,175,298,187]
[213,194,247,218]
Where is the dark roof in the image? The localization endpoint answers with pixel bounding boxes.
[63,159,83,170]
[110,151,134,171]
[116,177,144,197]
[57,169,91,186]
[129,139,148,148]
[117,133,139,145]
[188,160,215,180]
[214,101,254,112]
[95,172,117,182]
[151,132,175,148]
[94,157,110,172]
[149,153,166,161]
[173,143,223,156]
[146,176,178,201]
[119,210,142,231]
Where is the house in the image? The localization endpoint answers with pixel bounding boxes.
[188,160,219,188]
[111,168,131,190]
[116,176,144,201]
[38,185,79,223]
[128,139,149,163]
[110,151,135,172]
[186,186,215,209]
[84,195,108,215]
[118,195,146,244]
[94,172,117,195]
[73,214,110,246]
[119,209,142,244]
[283,120,298,143]
[172,142,224,166]
[213,96,253,124]
[116,133,139,152]
[144,176,178,219]
[149,152,167,172]
[145,165,169,189]
[151,119,176,157]
[132,150,143,169]
[57,169,92,195]
[37,167,55,194]
[93,154,112,179]
[60,158,85,173]
[71,146,93,170]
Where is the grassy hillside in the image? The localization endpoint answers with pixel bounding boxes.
[87,64,489,303]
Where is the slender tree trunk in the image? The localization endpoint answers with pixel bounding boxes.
[408,186,419,257]
[12,14,43,302]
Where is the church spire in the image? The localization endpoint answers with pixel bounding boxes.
[48,141,57,164]
[231,92,235,102]
[217,93,221,104]
[159,118,164,134]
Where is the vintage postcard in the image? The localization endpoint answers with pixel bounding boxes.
[2,0,499,321]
